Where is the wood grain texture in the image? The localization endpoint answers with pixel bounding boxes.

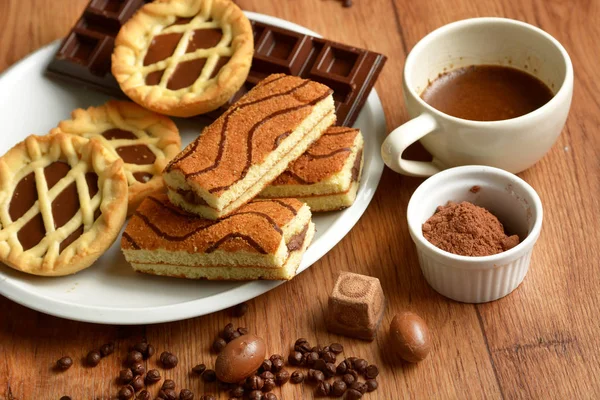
[1,0,599,399]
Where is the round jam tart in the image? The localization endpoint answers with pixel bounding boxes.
[52,101,181,214]
[112,0,254,117]
[0,133,128,276]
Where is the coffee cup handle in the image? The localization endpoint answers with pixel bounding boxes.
[381,113,441,177]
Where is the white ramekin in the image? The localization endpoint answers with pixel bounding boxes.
[407,166,543,303]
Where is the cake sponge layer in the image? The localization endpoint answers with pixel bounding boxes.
[163,74,335,219]
[121,194,313,279]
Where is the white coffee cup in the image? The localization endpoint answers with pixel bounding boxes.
[381,18,574,177]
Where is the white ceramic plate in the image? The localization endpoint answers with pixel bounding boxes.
[0,12,386,324]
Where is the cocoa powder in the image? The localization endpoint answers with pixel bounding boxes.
[422,201,520,256]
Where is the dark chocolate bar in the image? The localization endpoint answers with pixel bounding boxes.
[46,0,387,127]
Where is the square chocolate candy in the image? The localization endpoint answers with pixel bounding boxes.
[326,271,386,341]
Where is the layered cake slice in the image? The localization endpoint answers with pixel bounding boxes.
[163,74,335,220]
[259,127,364,212]
[121,194,315,280]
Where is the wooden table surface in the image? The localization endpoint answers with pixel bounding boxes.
[1,0,599,399]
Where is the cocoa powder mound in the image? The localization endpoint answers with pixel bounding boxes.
[422,201,520,257]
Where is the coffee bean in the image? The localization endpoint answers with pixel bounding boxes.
[245,375,264,390]
[311,346,323,354]
[349,369,359,380]
[145,344,155,359]
[290,370,304,383]
[336,360,348,375]
[332,379,347,396]
[315,381,331,396]
[353,358,368,373]
[366,379,378,392]
[230,330,241,341]
[232,302,249,317]
[259,359,272,373]
[269,355,284,372]
[132,342,148,355]
[60,396,71,400]
[222,323,236,339]
[100,342,115,357]
[351,381,368,394]
[275,370,289,385]
[260,371,275,380]
[162,379,176,390]
[131,362,145,376]
[309,369,325,383]
[118,385,135,400]
[343,373,356,386]
[288,351,303,366]
[237,327,248,336]
[137,390,151,400]
[294,338,311,354]
[160,351,178,369]
[192,363,206,374]
[199,396,216,400]
[230,385,245,397]
[294,338,309,346]
[305,351,319,367]
[346,388,363,399]
[86,350,102,367]
[131,375,144,392]
[262,377,276,392]
[56,356,73,371]
[145,369,161,384]
[319,346,330,356]
[126,351,143,366]
[365,364,379,379]
[264,393,277,400]
[212,338,227,353]
[322,351,336,363]
[119,369,134,384]
[324,363,336,378]
[329,343,344,354]
[179,389,194,400]
[346,357,358,366]
[313,359,326,371]
[161,389,178,400]
[342,0,353,8]
[248,390,263,400]
[202,369,217,383]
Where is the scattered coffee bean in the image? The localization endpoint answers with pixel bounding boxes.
[351,381,368,394]
[137,390,151,400]
[232,302,249,317]
[305,351,319,367]
[145,369,161,384]
[86,350,102,367]
[162,380,176,390]
[245,375,264,391]
[222,323,236,339]
[56,356,73,371]
[145,344,155,359]
[161,388,178,400]
[313,359,327,372]
[230,330,241,341]
[330,343,344,354]
[275,370,290,385]
[290,370,304,383]
[118,385,135,400]
[324,363,336,378]
[160,351,179,369]
[346,388,363,400]
[322,351,336,364]
[179,389,194,400]
[260,359,272,372]
[264,393,277,400]
[353,358,368,373]
[311,346,323,354]
[119,369,134,384]
[342,0,353,8]
[343,373,356,386]
[309,369,325,383]
[294,338,311,354]
[346,356,358,365]
[132,342,148,355]
[202,369,217,382]
[100,342,115,357]
[60,396,71,400]
[319,346,330,356]
[332,379,347,396]
[365,364,379,379]
[126,351,143,366]
[192,364,206,375]
[262,378,276,392]
[288,351,303,366]
[366,379,378,392]
[199,396,216,400]
[336,360,348,375]
[248,390,263,400]
[349,369,359,381]
[315,381,331,396]
[269,355,284,372]
[237,327,249,336]
[131,362,145,376]
[230,385,245,397]
[131,375,144,392]
[260,371,275,380]
[212,338,227,353]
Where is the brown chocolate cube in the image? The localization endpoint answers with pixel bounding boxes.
[326,271,386,341]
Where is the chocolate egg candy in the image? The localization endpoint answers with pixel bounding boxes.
[389,311,432,362]
[215,334,266,383]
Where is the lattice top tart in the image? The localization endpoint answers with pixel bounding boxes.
[112,0,254,117]
[0,134,128,276]
[52,100,181,214]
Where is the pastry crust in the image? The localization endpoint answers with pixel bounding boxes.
[112,0,254,117]
[51,101,181,214]
[0,133,128,276]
